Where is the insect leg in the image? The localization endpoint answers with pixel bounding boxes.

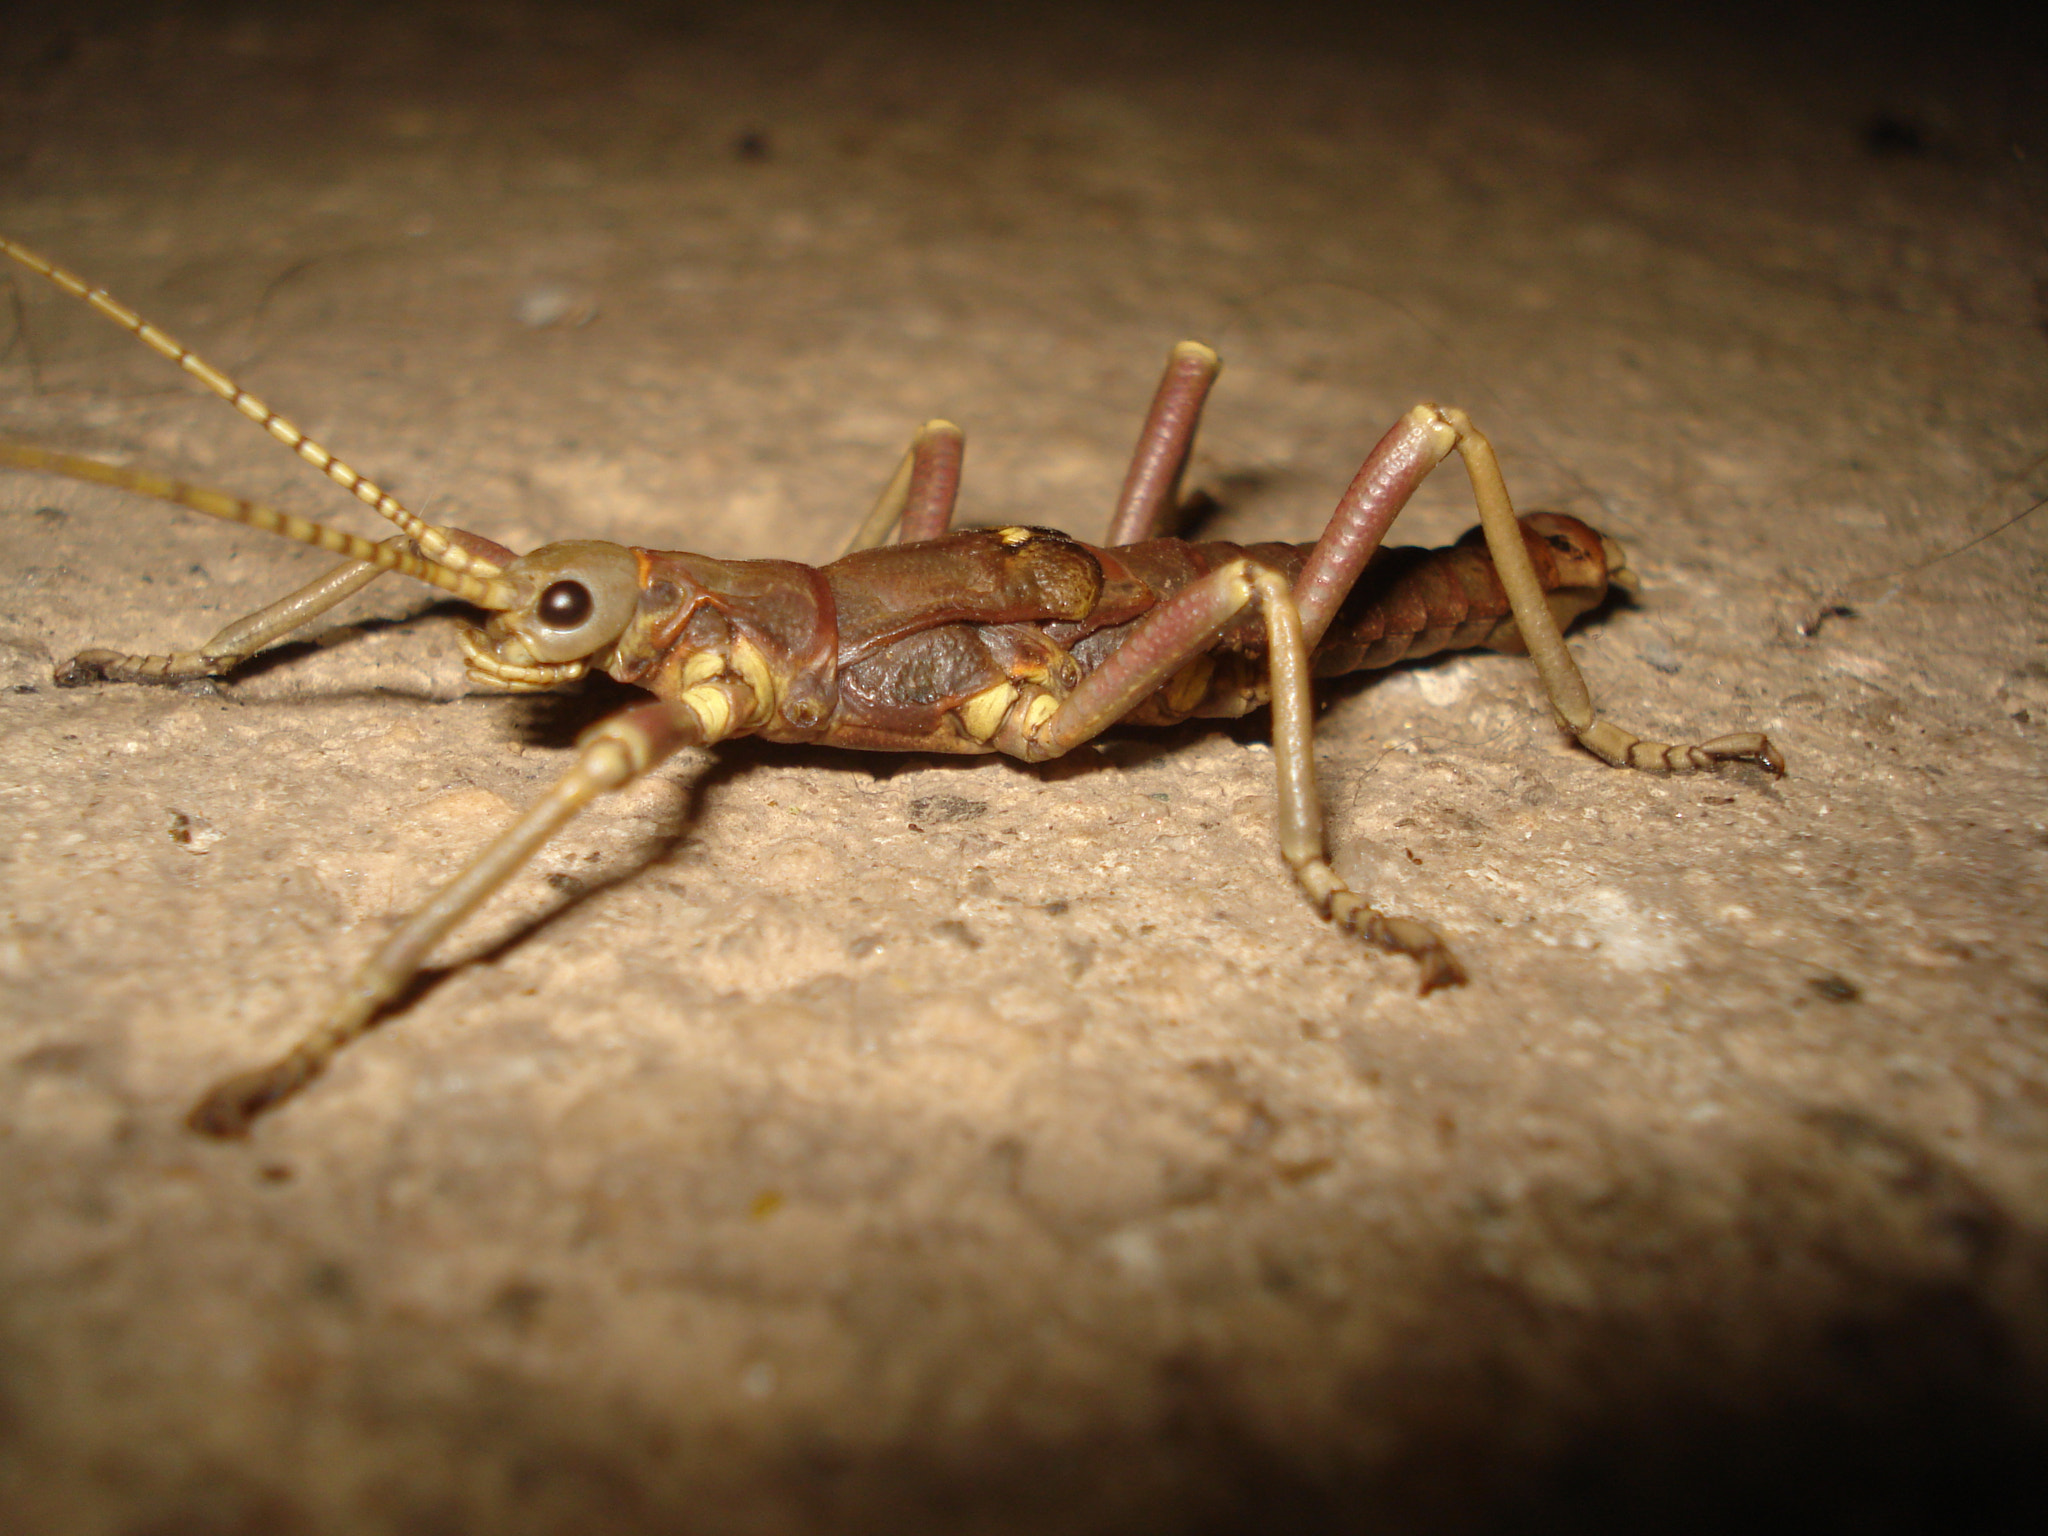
[56,518,521,686]
[1291,405,1462,649]
[1104,340,1221,546]
[5,443,523,684]
[840,419,964,553]
[1015,558,1464,991]
[57,537,408,684]
[1441,407,1782,774]
[895,420,966,543]
[186,698,706,1136]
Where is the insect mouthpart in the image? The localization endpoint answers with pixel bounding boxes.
[1599,534,1639,593]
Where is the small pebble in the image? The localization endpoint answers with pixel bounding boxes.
[515,284,598,329]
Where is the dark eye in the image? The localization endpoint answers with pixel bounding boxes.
[538,580,594,629]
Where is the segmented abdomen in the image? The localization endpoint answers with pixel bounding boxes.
[1292,510,1611,673]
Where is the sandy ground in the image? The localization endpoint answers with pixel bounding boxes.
[2,2,2045,1530]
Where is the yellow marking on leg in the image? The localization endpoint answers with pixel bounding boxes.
[728,635,780,730]
[957,680,1018,743]
[1162,654,1214,715]
[679,684,734,742]
[1020,693,1059,737]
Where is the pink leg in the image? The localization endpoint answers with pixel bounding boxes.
[1104,341,1221,546]
[840,420,965,554]
[1291,405,1461,651]
[895,420,965,543]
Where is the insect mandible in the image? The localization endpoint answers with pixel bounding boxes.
[0,237,1782,1136]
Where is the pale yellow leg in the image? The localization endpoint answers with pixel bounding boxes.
[187,699,707,1136]
[1441,407,1782,775]
[1019,557,1464,991]
[57,538,408,685]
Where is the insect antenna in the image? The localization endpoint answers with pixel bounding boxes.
[0,443,515,608]
[0,234,501,580]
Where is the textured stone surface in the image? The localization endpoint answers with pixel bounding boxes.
[2,3,2044,1530]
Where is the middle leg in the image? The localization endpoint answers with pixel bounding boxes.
[840,419,965,554]
[1104,340,1221,547]
[1012,557,1465,991]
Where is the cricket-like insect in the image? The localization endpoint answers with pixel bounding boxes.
[1,237,1781,1137]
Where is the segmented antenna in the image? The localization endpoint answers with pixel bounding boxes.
[0,234,503,579]
[0,444,514,607]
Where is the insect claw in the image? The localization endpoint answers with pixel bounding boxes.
[1383,916,1468,994]
[1326,894,1469,992]
[1415,949,1470,995]
[186,1057,316,1139]
[52,654,112,688]
[1692,732,1784,776]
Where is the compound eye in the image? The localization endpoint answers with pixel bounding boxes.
[502,541,640,662]
[538,579,594,631]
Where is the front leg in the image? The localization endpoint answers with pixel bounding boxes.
[187,697,712,1136]
[52,514,518,686]
[1009,558,1465,993]
[56,538,409,685]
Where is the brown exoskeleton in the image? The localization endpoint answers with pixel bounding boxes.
[1,237,1781,1137]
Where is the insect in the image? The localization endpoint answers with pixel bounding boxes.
[1,236,1781,1137]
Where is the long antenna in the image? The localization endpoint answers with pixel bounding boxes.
[0,444,514,607]
[0,234,503,579]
